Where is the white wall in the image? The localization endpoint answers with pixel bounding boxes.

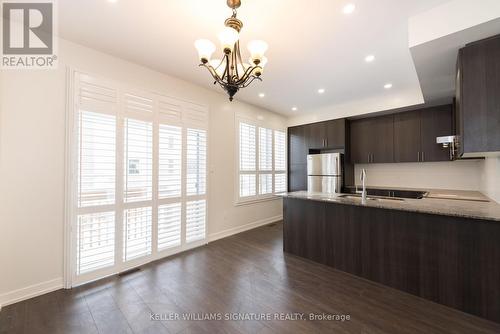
[481,157,500,203]
[354,160,484,191]
[408,0,500,47]
[287,87,424,127]
[0,38,285,306]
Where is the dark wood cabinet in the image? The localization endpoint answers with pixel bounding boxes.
[350,115,394,164]
[394,105,453,163]
[394,110,421,162]
[325,118,346,149]
[283,197,500,324]
[349,118,371,163]
[287,119,348,191]
[420,105,453,161]
[371,115,394,163]
[288,163,307,192]
[288,126,308,165]
[457,34,500,156]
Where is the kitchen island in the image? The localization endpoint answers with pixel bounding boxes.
[280,190,500,323]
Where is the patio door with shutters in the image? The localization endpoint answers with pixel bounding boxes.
[69,72,208,285]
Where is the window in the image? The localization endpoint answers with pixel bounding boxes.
[72,72,208,284]
[237,120,286,203]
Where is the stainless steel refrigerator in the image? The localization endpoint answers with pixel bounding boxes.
[307,153,343,194]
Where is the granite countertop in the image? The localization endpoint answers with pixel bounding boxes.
[278,188,500,222]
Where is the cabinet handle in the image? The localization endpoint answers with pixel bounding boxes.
[368,154,371,163]
[417,152,420,162]
[422,151,425,162]
[371,154,374,163]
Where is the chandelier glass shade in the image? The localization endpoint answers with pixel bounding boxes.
[194,0,268,101]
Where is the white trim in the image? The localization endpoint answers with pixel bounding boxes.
[0,278,63,309]
[208,215,283,242]
[0,215,281,308]
[234,195,282,206]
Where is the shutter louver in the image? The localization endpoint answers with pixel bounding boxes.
[123,207,152,261]
[77,212,115,274]
[239,123,256,171]
[259,127,273,171]
[186,128,207,196]
[159,125,182,198]
[124,119,153,202]
[186,200,206,243]
[259,174,273,195]
[158,203,181,250]
[274,130,286,171]
[158,97,183,123]
[78,74,117,114]
[184,103,209,126]
[275,174,287,193]
[78,111,116,207]
[240,174,256,197]
[124,93,153,114]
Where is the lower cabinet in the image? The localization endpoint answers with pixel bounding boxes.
[283,197,500,323]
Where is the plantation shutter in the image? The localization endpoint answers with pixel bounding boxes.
[274,130,287,193]
[73,72,209,285]
[239,122,257,197]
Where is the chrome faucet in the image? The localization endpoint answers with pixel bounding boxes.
[360,169,367,204]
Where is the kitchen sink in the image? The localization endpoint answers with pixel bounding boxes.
[343,187,427,199]
[337,194,405,202]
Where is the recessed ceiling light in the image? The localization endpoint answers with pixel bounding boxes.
[384,83,393,89]
[258,93,265,98]
[365,55,375,63]
[292,107,298,111]
[343,3,356,14]
[318,88,326,94]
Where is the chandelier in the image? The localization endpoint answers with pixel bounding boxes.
[194,0,268,101]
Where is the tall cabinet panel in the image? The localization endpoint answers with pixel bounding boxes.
[457,34,500,156]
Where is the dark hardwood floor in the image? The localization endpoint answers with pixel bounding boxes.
[1,222,500,334]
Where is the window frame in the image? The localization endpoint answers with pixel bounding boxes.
[235,116,287,205]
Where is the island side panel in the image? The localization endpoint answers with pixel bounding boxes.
[282,197,500,323]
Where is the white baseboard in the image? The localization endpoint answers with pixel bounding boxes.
[0,216,282,311]
[0,277,63,311]
[208,215,282,242]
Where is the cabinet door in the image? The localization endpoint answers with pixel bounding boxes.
[288,164,307,192]
[350,118,372,164]
[306,122,326,149]
[420,105,453,162]
[394,110,421,162]
[461,35,500,154]
[288,126,308,165]
[371,115,394,163]
[325,119,346,148]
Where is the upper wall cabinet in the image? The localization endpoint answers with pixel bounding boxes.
[394,105,453,163]
[287,118,347,191]
[456,34,500,157]
[350,115,394,164]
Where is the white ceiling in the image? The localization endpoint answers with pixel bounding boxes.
[58,0,450,116]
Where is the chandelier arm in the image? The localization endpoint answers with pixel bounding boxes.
[235,66,260,85]
[240,76,262,88]
[200,63,223,83]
